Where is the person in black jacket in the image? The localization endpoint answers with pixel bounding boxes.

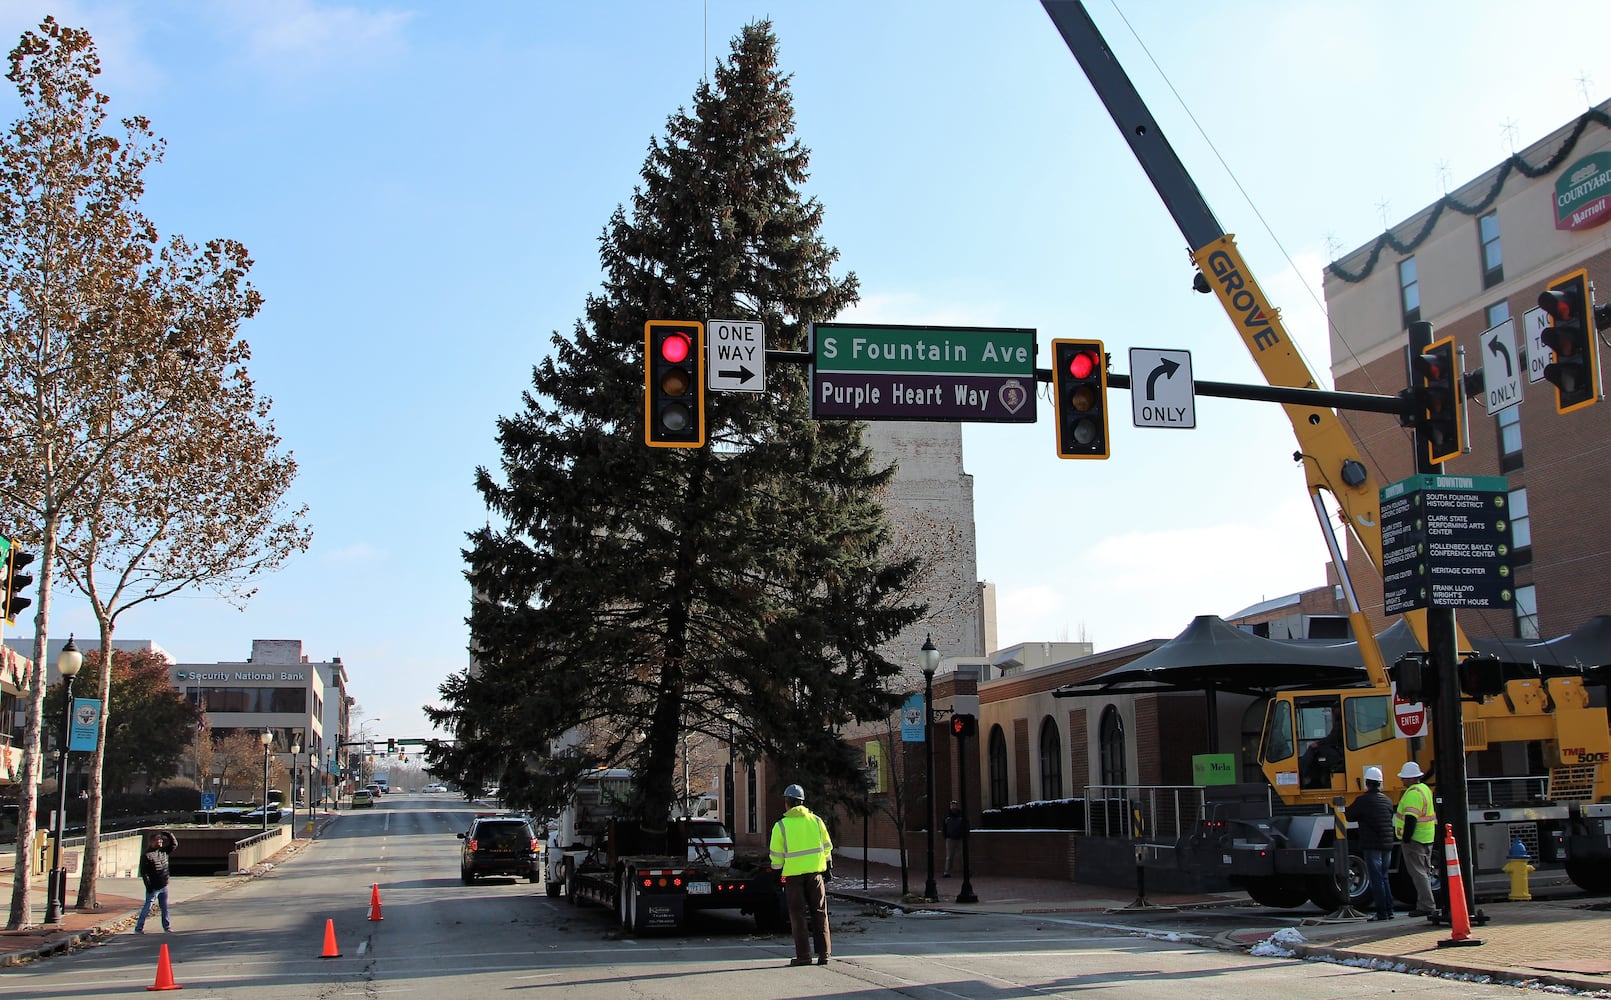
[1344,766,1396,920]
[941,801,966,877]
[135,831,178,933]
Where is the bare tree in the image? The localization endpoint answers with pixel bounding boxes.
[0,20,306,923]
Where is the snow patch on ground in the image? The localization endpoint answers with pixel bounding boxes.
[1249,927,1306,958]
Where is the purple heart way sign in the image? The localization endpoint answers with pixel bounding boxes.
[809,323,1038,423]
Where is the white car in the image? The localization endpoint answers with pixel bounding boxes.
[682,819,734,867]
[422,783,446,793]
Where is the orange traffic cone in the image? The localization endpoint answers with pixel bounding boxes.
[1435,823,1483,948]
[146,942,182,991]
[368,883,383,921]
[320,918,342,958]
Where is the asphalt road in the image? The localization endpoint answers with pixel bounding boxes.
[0,794,1548,998]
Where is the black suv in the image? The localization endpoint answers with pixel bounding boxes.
[458,815,540,884]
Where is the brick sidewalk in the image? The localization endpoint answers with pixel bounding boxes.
[830,860,1611,994]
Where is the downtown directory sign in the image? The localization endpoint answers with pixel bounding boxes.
[1381,474,1515,614]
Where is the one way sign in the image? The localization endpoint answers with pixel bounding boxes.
[707,318,766,393]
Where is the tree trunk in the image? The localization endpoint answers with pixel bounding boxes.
[74,618,115,911]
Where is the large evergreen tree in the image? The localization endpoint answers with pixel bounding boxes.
[429,22,921,829]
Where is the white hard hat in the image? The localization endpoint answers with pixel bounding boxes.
[1398,761,1424,779]
[783,784,805,802]
[1363,765,1384,783]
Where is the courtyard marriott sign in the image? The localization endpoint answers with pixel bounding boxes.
[1553,151,1611,231]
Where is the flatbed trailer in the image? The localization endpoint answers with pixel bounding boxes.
[559,848,786,934]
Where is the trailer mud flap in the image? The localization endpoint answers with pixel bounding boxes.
[640,895,684,931]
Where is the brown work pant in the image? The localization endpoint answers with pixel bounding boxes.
[785,871,830,961]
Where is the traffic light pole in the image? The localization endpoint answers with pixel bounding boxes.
[1408,321,1483,929]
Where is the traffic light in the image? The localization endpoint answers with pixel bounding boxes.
[1051,338,1109,459]
[387,738,396,754]
[1536,269,1602,414]
[1458,654,1505,699]
[951,713,977,740]
[1412,334,1464,465]
[1,536,34,626]
[644,320,706,448]
[1389,653,1431,702]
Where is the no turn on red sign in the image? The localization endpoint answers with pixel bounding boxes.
[1393,686,1427,739]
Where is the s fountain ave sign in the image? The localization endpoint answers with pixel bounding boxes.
[809,323,1037,422]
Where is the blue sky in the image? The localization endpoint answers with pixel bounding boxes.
[5,1,1609,741]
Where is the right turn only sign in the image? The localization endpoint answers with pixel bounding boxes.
[1129,347,1195,428]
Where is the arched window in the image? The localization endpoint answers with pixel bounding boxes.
[1099,705,1127,787]
[1038,717,1063,800]
[988,725,1009,808]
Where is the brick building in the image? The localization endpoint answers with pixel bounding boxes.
[1325,100,1611,640]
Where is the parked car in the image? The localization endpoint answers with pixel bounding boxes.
[681,818,735,867]
[422,783,447,793]
[458,814,540,884]
[351,790,375,808]
[241,805,283,824]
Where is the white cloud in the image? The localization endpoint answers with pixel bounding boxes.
[211,0,412,75]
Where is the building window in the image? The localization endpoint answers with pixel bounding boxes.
[1399,257,1420,325]
[1098,705,1127,787]
[745,763,757,834]
[1497,405,1523,470]
[1479,212,1503,288]
[1038,717,1063,800]
[1515,584,1540,639]
[988,725,1009,808]
[1509,488,1531,564]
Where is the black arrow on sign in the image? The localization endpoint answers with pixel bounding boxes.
[1486,335,1513,378]
[719,365,756,383]
[1144,356,1180,400]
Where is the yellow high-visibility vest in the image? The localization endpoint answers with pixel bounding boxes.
[1394,781,1436,844]
[769,806,832,876]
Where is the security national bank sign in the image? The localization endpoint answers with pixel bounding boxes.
[1553,151,1611,232]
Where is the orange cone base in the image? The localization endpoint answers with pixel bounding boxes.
[320,918,342,958]
[1436,937,1485,948]
[147,942,183,991]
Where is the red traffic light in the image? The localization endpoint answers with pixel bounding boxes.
[659,332,691,365]
[1067,350,1096,380]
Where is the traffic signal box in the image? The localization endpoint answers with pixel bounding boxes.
[644,320,706,448]
[1051,339,1109,459]
[951,713,977,740]
[1412,334,1464,466]
[1536,269,1602,414]
[1,535,34,626]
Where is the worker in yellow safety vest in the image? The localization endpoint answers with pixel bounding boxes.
[769,783,833,966]
[1394,760,1438,917]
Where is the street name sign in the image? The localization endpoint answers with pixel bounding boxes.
[1128,347,1195,428]
[810,323,1037,422]
[706,318,765,392]
[1478,318,1523,415]
[1381,474,1514,614]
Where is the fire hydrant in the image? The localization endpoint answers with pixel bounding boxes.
[1504,838,1535,901]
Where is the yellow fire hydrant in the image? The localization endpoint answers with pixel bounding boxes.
[1504,838,1535,901]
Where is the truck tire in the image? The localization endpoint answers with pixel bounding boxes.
[1240,876,1310,909]
[1306,850,1369,911]
[564,859,579,906]
[1565,858,1611,895]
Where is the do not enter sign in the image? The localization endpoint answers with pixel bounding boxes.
[1393,688,1427,739]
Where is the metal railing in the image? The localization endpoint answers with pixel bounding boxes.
[1467,775,1549,807]
[1083,784,1262,841]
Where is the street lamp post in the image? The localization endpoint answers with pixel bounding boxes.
[44,636,84,925]
[259,730,273,832]
[920,633,941,902]
[289,741,301,838]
